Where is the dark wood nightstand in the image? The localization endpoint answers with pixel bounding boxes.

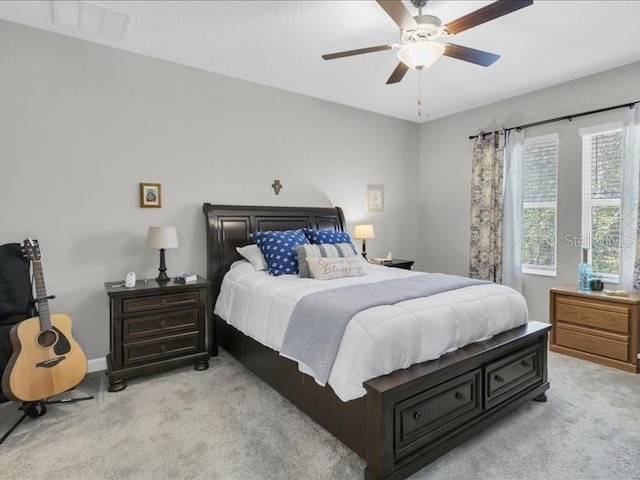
[370,258,415,270]
[105,276,210,392]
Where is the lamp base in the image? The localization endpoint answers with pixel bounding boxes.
[361,239,368,260]
[156,248,170,283]
[155,272,170,283]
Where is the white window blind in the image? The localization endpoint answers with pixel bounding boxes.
[581,124,624,281]
[522,134,558,275]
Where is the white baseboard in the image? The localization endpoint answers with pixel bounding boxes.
[87,357,107,373]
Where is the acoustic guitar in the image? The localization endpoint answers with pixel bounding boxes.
[1,239,87,402]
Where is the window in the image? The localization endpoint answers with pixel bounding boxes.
[581,123,624,282]
[522,134,559,275]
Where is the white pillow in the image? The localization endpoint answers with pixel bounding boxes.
[236,245,268,271]
[306,257,366,280]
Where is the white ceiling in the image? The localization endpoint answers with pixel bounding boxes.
[2,1,640,123]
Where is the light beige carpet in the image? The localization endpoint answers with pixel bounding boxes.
[0,350,638,480]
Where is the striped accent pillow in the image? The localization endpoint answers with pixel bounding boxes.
[296,243,361,279]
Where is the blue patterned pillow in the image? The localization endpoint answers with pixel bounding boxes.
[250,229,309,276]
[303,229,357,253]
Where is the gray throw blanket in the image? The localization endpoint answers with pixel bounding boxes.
[280,273,487,385]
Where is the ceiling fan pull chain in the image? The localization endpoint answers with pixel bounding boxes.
[417,69,422,117]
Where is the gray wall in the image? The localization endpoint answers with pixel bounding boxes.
[4,17,639,361]
[418,61,640,323]
[0,20,420,361]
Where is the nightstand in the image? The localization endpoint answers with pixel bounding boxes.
[550,285,639,373]
[105,276,210,392]
[370,258,415,270]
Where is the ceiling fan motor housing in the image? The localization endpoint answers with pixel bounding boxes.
[410,0,429,8]
[401,14,443,44]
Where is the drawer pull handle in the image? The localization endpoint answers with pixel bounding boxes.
[160,320,167,328]
[414,412,423,422]
[454,391,466,401]
[521,360,531,368]
[160,298,167,305]
[494,375,504,383]
[160,344,167,352]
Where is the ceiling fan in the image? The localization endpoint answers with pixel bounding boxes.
[322,0,533,85]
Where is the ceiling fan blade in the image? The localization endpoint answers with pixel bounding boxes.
[376,0,417,31]
[386,62,409,85]
[322,45,393,60]
[444,0,533,35]
[444,44,500,67]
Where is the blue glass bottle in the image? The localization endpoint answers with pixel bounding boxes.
[578,248,592,292]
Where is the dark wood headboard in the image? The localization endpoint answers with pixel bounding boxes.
[202,204,346,303]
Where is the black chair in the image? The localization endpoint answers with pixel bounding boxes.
[0,242,93,444]
[0,243,34,403]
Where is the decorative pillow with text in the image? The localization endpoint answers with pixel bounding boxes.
[295,243,361,278]
[306,257,366,280]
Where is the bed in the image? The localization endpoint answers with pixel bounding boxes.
[203,203,550,480]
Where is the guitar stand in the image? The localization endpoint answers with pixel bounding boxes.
[0,394,94,445]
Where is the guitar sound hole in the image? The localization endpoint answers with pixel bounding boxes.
[38,329,58,348]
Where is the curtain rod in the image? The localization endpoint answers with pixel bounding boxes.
[468,100,639,140]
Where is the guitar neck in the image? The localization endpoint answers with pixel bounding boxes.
[32,259,51,331]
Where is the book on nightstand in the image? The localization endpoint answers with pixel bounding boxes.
[371,257,389,264]
[175,272,197,283]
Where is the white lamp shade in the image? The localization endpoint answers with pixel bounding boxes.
[147,226,178,249]
[354,224,375,240]
[397,41,445,70]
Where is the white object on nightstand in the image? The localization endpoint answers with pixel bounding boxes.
[124,272,136,288]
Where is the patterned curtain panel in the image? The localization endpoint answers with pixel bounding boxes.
[470,131,505,282]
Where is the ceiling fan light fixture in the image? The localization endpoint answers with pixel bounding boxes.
[397,41,444,70]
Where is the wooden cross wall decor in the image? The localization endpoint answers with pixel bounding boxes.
[272,179,283,195]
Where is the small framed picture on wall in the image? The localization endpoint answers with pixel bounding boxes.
[367,184,384,212]
[140,182,161,208]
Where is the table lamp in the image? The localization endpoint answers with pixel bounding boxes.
[353,224,375,259]
[147,226,178,283]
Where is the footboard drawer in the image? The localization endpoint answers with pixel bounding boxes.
[394,369,482,460]
[484,344,542,410]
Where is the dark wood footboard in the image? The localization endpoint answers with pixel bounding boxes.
[362,321,550,480]
[218,315,550,480]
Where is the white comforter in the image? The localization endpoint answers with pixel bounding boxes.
[214,261,528,402]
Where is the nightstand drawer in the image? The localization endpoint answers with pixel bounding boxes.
[123,309,200,341]
[556,297,629,333]
[123,332,199,366]
[484,345,542,410]
[555,326,628,361]
[122,291,200,313]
